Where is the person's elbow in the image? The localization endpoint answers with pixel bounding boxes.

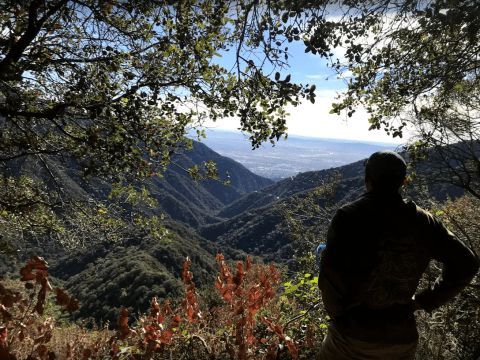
[464,253,480,281]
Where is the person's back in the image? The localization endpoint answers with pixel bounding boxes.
[317,150,479,360]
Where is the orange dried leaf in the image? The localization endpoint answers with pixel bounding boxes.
[161,301,172,315]
[274,324,284,339]
[0,327,6,345]
[66,298,79,312]
[35,269,48,282]
[285,339,298,359]
[170,314,181,328]
[245,256,252,271]
[38,345,48,357]
[30,255,49,270]
[66,342,73,359]
[220,287,230,299]
[20,265,35,281]
[54,288,70,306]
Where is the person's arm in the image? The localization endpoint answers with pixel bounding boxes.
[411,295,422,312]
[414,210,479,314]
[318,208,363,317]
[321,209,354,295]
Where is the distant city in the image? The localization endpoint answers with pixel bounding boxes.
[187,129,404,181]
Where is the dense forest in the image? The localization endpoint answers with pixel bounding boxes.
[1,0,479,359]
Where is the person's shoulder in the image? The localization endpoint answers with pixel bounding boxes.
[339,192,417,221]
[408,200,433,219]
[337,193,375,217]
[399,197,435,222]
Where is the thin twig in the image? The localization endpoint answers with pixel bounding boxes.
[190,335,210,354]
[282,302,319,330]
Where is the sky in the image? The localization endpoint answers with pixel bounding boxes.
[192,13,422,149]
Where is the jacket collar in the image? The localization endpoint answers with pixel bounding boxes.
[364,188,403,202]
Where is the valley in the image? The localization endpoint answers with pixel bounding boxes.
[0,134,471,329]
[187,129,402,181]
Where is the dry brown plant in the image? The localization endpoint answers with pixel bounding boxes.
[413,191,480,360]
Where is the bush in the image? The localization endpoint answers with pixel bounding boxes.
[0,254,325,359]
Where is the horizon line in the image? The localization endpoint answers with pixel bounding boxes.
[187,127,405,148]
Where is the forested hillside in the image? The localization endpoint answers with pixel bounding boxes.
[1,137,474,330]
[215,144,473,220]
[0,139,273,327]
[1,0,479,359]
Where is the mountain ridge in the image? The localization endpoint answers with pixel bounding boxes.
[1,135,476,329]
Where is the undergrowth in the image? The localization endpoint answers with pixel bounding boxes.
[0,254,327,359]
[1,247,478,359]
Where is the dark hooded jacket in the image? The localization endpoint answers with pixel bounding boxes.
[318,188,479,344]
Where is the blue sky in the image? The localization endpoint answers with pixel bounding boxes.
[194,23,420,148]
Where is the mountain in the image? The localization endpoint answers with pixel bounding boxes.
[196,143,474,270]
[187,129,402,181]
[139,139,274,227]
[0,219,253,329]
[167,139,274,205]
[1,135,476,329]
[0,138,275,328]
[52,220,253,328]
[212,145,471,219]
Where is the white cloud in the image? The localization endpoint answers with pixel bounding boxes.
[306,75,324,79]
[315,90,341,99]
[193,94,417,147]
[279,96,417,145]
[337,70,353,78]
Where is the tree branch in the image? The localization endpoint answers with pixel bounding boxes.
[0,149,64,162]
[0,0,69,80]
[0,101,76,120]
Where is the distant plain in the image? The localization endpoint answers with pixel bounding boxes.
[187,128,403,181]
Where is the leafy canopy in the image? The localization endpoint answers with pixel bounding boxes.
[320,0,480,197]
[0,0,319,250]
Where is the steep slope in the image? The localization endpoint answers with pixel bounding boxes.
[197,202,296,270]
[215,170,336,219]
[2,220,253,329]
[214,143,473,219]
[3,137,274,229]
[169,139,275,204]
[198,154,468,269]
[196,176,367,270]
[58,220,253,328]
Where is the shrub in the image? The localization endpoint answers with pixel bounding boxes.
[0,253,325,359]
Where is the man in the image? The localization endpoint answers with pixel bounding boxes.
[317,150,479,360]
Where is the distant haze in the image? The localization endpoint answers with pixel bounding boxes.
[186,129,401,181]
